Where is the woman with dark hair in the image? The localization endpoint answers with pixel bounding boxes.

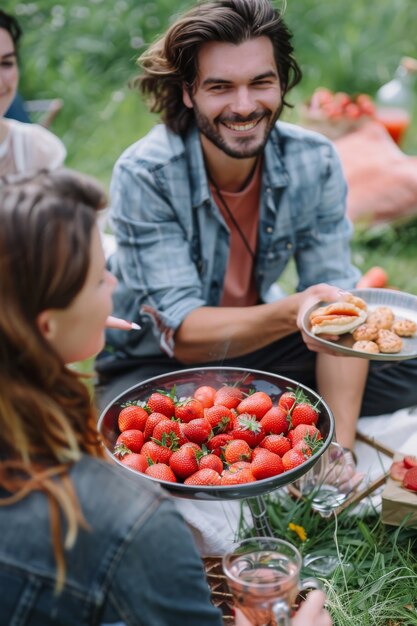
[0,9,66,175]
[0,168,331,626]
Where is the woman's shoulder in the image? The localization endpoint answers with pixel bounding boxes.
[7,118,66,169]
[72,455,176,527]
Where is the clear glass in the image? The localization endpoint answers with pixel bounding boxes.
[223,537,320,626]
[295,441,356,518]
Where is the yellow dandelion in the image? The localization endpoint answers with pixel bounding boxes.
[288,522,307,542]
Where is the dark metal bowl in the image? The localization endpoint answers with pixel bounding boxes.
[98,367,335,500]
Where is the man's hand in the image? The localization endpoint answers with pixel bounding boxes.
[296,284,348,355]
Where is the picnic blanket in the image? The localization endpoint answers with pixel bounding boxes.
[334,121,417,224]
[175,406,417,555]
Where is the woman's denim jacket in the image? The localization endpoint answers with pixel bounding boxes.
[106,121,360,359]
[0,456,222,626]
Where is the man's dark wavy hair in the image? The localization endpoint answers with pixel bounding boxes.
[0,9,22,50]
[135,0,302,135]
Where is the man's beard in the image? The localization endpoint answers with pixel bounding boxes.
[192,103,282,159]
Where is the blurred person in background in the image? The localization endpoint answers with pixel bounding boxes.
[0,168,332,626]
[0,9,65,176]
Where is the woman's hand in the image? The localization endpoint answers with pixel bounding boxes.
[234,589,332,626]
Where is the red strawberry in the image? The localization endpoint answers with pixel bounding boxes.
[260,434,291,457]
[169,445,199,479]
[207,433,233,458]
[181,441,202,452]
[260,406,289,435]
[390,461,408,482]
[114,429,144,455]
[288,424,322,448]
[152,418,183,448]
[290,402,320,428]
[141,440,173,464]
[404,455,417,469]
[231,413,265,447]
[120,453,148,473]
[251,449,284,480]
[118,405,149,432]
[214,386,244,409]
[184,468,222,486]
[194,385,217,408]
[279,387,309,411]
[221,467,256,485]
[204,404,233,432]
[278,391,297,412]
[402,466,417,492]
[146,391,176,417]
[175,398,204,423]
[143,412,168,441]
[182,418,212,444]
[281,448,306,471]
[145,463,177,483]
[199,453,224,474]
[293,440,313,458]
[228,461,252,471]
[224,439,252,464]
[237,391,273,419]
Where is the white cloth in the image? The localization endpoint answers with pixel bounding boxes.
[2,118,66,173]
[356,406,417,479]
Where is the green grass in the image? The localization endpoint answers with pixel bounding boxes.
[239,493,417,625]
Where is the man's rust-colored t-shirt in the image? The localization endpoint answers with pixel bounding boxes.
[210,160,262,307]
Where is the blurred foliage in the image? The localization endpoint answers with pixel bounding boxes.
[3,0,417,292]
[4,0,417,184]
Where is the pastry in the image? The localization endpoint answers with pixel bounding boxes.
[310,300,367,335]
[376,329,403,353]
[352,340,380,354]
[352,323,379,342]
[392,319,417,337]
[366,306,395,330]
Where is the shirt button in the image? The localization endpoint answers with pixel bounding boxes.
[286,242,293,250]
[266,226,273,233]
[266,187,272,193]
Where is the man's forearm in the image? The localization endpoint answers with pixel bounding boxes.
[173,295,301,363]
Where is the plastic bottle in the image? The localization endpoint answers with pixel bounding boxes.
[375,56,417,144]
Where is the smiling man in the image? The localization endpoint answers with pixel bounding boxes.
[97,0,417,459]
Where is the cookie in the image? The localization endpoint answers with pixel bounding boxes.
[392,319,417,337]
[366,307,395,330]
[352,340,380,354]
[376,329,403,353]
[352,323,379,342]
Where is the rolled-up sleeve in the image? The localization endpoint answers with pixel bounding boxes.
[295,142,360,291]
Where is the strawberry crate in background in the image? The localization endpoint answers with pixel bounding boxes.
[299,87,377,140]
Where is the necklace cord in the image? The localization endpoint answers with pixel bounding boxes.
[209,178,256,261]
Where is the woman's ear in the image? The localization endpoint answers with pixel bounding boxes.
[36,310,57,341]
[182,84,193,109]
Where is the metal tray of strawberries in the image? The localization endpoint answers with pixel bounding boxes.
[98,367,335,500]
